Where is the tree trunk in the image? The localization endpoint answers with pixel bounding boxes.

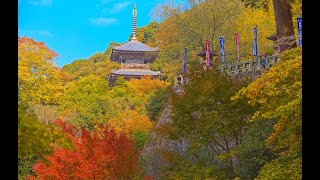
[272,0,297,51]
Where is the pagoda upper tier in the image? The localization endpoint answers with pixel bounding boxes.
[110,40,160,64]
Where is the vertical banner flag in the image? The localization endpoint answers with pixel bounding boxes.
[219,37,225,64]
[277,34,281,54]
[182,48,187,73]
[205,40,210,67]
[253,27,258,58]
[235,32,240,62]
[297,17,302,46]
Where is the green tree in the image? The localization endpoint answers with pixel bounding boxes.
[18,105,72,179]
[232,47,302,179]
[128,22,159,46]
[89,52,106,63]
[62,59,88,79]
[62,46,120,82]
[58,74,112,129]
[131,130,151,150]
[256,150,302,179]
[62,56,119,81]
[165,65,256,178]
[145,88,169,121]
[137,22,159,46]
[235,119,276,179]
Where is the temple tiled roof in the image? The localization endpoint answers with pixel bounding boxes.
[110,69,161,76]
[113,40,159,52]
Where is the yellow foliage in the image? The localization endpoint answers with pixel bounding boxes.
[18,36,64,105]
[120,75,169,113]
[232,47,302,155]
[234,0,276,57]
[155,18,181,50]
[291,0,302,18]
[126,75,169,101]
[291,0,302,40]
[232,47,301,113]
[108,110,154,135]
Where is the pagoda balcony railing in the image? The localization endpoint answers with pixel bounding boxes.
[120,62,150,69]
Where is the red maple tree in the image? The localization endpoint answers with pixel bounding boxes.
[30,119,140,179]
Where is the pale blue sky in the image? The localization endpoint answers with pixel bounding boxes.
[18,0,167,67]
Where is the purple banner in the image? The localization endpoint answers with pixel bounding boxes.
[182,48,187,73]
[253,27,258,57]
[297,17,302,46]
[219,37,225,64]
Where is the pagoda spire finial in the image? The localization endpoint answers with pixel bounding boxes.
[131,3,137,41]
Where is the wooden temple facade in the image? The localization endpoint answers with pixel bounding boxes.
[108,4,161,86]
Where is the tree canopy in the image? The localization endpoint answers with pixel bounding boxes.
[30,121,141,179]
[18,0,302,178]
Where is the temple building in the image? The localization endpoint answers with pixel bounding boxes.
[108,4,161,86]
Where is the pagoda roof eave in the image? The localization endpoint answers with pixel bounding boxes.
[112,40,160,52]
[112,49,160,53]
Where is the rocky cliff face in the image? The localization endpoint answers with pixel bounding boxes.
[141,102,188,178]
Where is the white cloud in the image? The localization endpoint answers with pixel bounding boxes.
[38,30,54,37]
[101,0,114,4]
[89,17,117,25]
[109,1,131,14]
[18,29,54,37]
[92,1,130,26]
[27,0,52,6]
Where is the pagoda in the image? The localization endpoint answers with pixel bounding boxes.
[108,4,161,86]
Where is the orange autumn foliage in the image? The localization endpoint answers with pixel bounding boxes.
[124,75,169,113]
[126,75,168,97]
[108,110,154,135]
[30,119,140,179]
